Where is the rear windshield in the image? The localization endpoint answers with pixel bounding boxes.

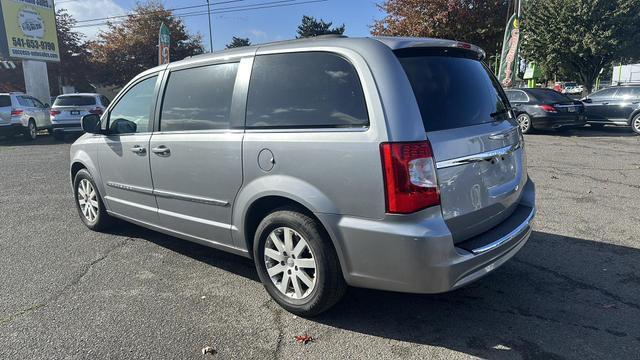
[528,89,573,103]
[0,95,10,107]
[396,49,509,132]
[54,96,96,106]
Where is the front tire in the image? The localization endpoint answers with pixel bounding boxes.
[631,114,640,135]
[253,208,346,317]
[516,113,533,134]
[73,169,113,231]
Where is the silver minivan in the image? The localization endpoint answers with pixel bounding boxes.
[70,36,535,316]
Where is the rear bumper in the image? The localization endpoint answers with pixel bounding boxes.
[532,115,586,129]
[52,122,83,134]
[317,178,536,294]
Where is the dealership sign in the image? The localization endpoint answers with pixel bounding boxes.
[0,0,60,62]
[158,22,170,65]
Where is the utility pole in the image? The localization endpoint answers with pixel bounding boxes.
[206,0,213,52]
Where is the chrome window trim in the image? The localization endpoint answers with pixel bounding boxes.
[436,143,522,169]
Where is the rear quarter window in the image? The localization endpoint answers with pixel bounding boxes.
[246,52,369,128]
[396,49,509,132]
[0,96,10,107]
[54,96,96,106]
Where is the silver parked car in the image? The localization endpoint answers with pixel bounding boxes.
[0,92,51,140]
[70,36,536,316]
[50,93,110,140]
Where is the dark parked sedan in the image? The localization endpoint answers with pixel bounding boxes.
[505,88,586,133]
[581,85,640,134]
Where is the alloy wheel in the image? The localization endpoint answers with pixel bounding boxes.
[633,117,640,134]
[263,227,317,299]
[77,179,99,222]
[28,122,36,139]
[517,114,531,133]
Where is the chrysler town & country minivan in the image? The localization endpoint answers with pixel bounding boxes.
[70,36,536,316]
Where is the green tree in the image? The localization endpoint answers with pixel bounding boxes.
[48,9,93,94]
[296,15,345,38]
[89,1,204,87]
[371,0,508,58]
[521,0,640,92]
[226,37,252,49]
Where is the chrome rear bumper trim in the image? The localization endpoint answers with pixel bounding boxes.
[470,206,536,255]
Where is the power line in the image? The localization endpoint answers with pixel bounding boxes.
[72,0,327,29]
[72,0,248,24]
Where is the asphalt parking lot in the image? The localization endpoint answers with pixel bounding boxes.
[1,128,639,359]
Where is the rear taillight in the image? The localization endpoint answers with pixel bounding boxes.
[89,107,103,115]
[540,104,557,113]
[11,109,23,116]
[380,141,440,214]
[50,110,60,116]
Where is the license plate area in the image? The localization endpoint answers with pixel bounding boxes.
[70,110,80,115]
[567,107,576,112]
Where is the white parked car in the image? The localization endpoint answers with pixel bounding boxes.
[50,93,110,140]
[563,82,583,95]
[0,92,51,140]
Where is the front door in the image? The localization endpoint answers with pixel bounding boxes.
[584,88,618,122]
[97,75,160,225]
[149,62,243,246]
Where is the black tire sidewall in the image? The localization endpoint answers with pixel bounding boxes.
[253,209,344,316]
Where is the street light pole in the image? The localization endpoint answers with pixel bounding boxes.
[206,0,213,52]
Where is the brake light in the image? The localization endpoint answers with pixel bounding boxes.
[50,110,60,116]
[455,42,472,49]
[89,107,103,115]
[380,141,440,214]
[540,104,557,113]
[11,109,23,116]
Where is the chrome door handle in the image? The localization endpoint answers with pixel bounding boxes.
[130,145,146,155]
[151,145,170,156]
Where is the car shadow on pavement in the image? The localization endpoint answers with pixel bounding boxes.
[0,133,81,146]
[534,126,637,138]
[103,223,639,359]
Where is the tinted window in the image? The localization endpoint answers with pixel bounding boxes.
[528,89,573,103]
[589,88,617,100]
[0,96,11,107]
[109,76,158,134]
[54,96,96,106]
[614,87,640,99]
[30,97,45,108]
[17,96,34,107]
[397,51,509,132]
[100,96,110,107]
[246,52,368,128]
[506,90,528,102]
[160,63,238,131]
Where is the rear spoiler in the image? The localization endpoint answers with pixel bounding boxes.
[373,36,486,60]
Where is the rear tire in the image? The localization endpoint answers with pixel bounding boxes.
[73,169,113,231]
[631,114,640,135]
[516,113,533,134]
[253,207,346,317]
[23,119,37,141]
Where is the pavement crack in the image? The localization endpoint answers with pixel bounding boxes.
[265,301,285,360]
[0,238,132,326]
[514,259,640,311]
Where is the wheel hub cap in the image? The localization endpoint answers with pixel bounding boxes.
[264,227,317,299]
[77,179,99,222]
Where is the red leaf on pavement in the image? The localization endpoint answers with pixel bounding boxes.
[294,334,314,344]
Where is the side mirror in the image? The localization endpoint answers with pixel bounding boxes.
[81,114,102,134]
[581,98,592,103]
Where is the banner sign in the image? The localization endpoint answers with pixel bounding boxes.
[158,22,170,65]
[497,13,520,88]
[0,0,60,62]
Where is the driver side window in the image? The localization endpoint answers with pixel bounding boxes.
[109,75,158,134]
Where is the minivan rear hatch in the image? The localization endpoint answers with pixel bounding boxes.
[396,47,527,243]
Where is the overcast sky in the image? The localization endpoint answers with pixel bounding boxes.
[55,0,384,51]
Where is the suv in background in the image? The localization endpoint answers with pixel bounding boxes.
[50,93,109,140]
[0,92,51,140]
[581,85,640,134]
[70,36,535,316]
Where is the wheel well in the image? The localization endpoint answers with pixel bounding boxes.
[243,196,327,258]
[629,110,640,124]
[71,162,86,181]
